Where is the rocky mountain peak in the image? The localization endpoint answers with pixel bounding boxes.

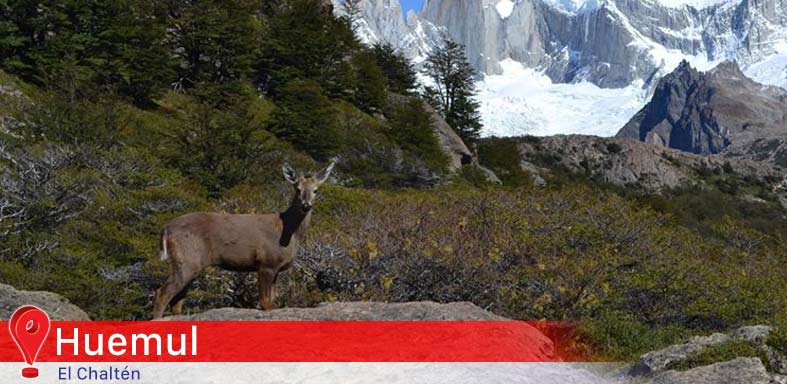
[349,0,787,87]
[618,61,787,163]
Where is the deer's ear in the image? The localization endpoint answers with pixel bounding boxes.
[282,163,298,184]
[314,159,335,185]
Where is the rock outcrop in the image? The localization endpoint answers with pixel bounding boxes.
[0,283,90,320]
[513,134,787,192]
[650,357,776,384]
[624,325,787,384]
[618,61,787,164]
[630,325,772,376]
[172,301,506,321]
[172,301,556,362]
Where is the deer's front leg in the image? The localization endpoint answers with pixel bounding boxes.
[258,268,277,311]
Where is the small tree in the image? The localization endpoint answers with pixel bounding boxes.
[422,36,483,142]
[258,0,358,98]
[268,80,341,160]
[342,0,364,33]
[167,0,260,91]
[387,97,449,171]
[371,43,418,95]
[352,50,388,113]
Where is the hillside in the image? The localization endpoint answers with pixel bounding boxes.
[0,0,786,368]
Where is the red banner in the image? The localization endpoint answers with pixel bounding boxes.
[0,321,572,362]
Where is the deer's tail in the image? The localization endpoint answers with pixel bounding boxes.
[159,229,170,261]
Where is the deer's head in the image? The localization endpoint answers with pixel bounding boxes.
[282,160,335,212]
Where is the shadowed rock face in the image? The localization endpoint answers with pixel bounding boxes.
[618,61,787,164]
[0,283,90,321]
[387,93,473,172]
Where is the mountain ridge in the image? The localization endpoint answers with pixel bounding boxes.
[618,60,787,165]
[344,0,787,137]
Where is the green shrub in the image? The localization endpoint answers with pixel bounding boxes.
[268,80,342,161]
[476,138,531,186]
[370,43,418,95]
[385,97,449,172]
[351,50,387,113]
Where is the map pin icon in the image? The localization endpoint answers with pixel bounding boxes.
[9,306,50,379]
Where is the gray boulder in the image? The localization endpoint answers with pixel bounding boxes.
[172,301,507,321]
[0,283,90,320]
[650,357,776,384]
[171,301,557,362]
[630,332,732,376]
[629,325,787,381]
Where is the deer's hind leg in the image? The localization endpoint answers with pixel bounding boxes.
[153,267,201,319]
[258,268,277,311]
[153,272,184,319]
[152,237,204,319]
[170,280,194,316]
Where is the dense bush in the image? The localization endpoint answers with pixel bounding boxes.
[385,97,449,172]
[370,43,418,95]
[476,137,531,186]
[268,185,787,360]
[268,80,342,161]
[167,0,260,90]
[0,0,173,105]
[351,50,388,113]
[258,0,357,98]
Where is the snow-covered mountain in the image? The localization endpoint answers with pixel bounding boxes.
[336,0,787,137]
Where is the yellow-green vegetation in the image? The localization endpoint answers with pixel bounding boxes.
[769,315,787,359]
[3,72,787,356]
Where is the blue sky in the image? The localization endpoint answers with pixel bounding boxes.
[401,0,425,13]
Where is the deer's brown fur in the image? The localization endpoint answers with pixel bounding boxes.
[152,161,334,319]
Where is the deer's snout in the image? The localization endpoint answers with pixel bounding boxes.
[302,203,313,211]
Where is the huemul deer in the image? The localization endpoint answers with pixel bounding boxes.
[152,160,334,319]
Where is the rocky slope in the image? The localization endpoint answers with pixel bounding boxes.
[623,325,787,384]
[0,283,90,320]
[513,134,787,192]
[618,61,787,164]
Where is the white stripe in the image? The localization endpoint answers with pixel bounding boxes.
[160,233,168,261]
[0,362,622,384]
